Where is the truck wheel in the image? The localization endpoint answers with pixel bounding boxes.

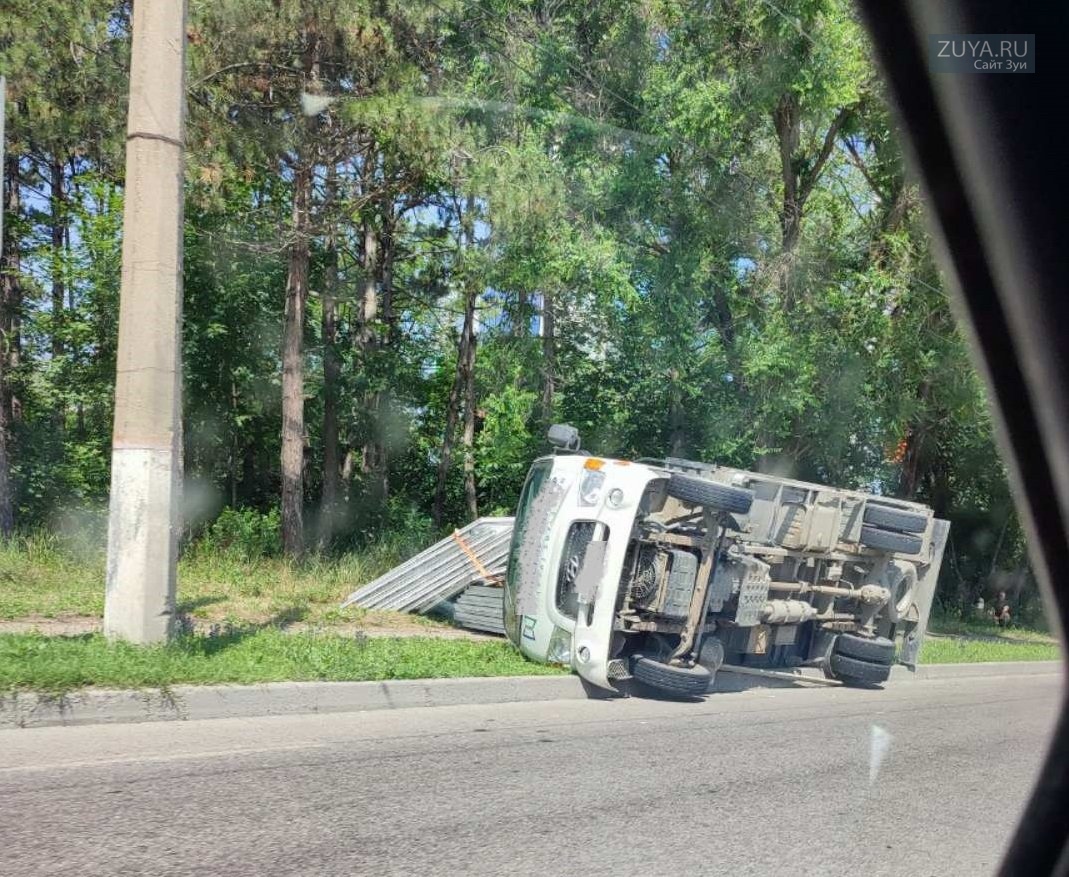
[834,633,895,664]
[631,655,712,698]
[666,473,754,515]
[860,524,922,555]
[863,502,928,534]
[828,652,892,686]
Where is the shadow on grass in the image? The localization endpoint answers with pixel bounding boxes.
[174,595,226,614]
[269,604,309,627]
[170,603,314,657]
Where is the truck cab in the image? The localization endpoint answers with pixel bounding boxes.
[503,426,949,696]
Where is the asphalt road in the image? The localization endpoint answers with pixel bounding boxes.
[0,673,1060,877]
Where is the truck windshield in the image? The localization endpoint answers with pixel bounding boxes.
[503,459,552,642]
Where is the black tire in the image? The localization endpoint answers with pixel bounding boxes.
[860,524,922,555]
[863,502,928,534]
[834,633,895,664]
[631,655,712,697]
[828,652,892,686]
[666,473,754,515]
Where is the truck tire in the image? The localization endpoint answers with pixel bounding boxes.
[863,502,928,534]
[666,473,754,515]
[834,633,895,664]
[631,655,712,697]
[860,524,922,555]
[828,652,892,686]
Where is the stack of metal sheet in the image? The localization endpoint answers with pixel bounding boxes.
[453,584,506,635]
[341,517,514,614]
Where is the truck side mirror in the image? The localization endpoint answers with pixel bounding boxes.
[547,423,581,452]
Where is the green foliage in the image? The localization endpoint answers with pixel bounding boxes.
[476,383,539,514]
[198,507,283,560]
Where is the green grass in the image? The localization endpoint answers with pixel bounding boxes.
[921,636,1060,664]
[0,532,105,618]
[928,616,1055,644]
[0,531,447,630]
[923,615,1060,663]
[0,630,564,694]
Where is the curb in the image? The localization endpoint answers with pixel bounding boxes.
[1,661,1060,730]
[0,674,588,730]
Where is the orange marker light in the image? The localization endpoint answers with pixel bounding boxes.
[583,457,606,471]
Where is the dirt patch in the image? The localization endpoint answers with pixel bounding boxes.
[0,615,101,637]
[0,615,499,641]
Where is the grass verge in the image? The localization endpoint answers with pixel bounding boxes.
[928,616,1054,644]
[921,636,1060,664]
[0,630,564,695]
[0,531,447,630]
[924,616,1060,663]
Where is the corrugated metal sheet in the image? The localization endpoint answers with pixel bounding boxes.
[453,584,505,636]
[341,517,514,614]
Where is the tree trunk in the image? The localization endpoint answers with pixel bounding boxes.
[668,370,687,457]
[319,174,340,545]
[356,219,387,508]
[280,161,311,558]
[374,215,397,501]
[461,285,479,521]
[705,280,745,391]
[229,375,239,507]
[773,94,802,257]
[381,215,398,346]
[0,154,17,538]
[0,377,11,538]
[358,221,378,347]
[433,197,480,526]
[986,512,1012,587]
[514,290,528,337]
[50,158,66,360]
[540,291,555,423]
[897,380,931,499]
[432,300,470,527]
[49,158,67,432]
[2,154,21,427]
[772,95,850,300]
[280,16,320,558]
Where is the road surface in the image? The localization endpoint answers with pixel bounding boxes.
[0,672,1059,876]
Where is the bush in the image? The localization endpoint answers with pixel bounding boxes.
[198,507,282,560]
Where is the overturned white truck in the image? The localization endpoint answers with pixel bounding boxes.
[503,425,949,696]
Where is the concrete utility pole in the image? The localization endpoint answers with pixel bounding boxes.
[104,1,188,643]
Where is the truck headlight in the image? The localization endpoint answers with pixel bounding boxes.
[578,468,606,507]
[546,625,572,665]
